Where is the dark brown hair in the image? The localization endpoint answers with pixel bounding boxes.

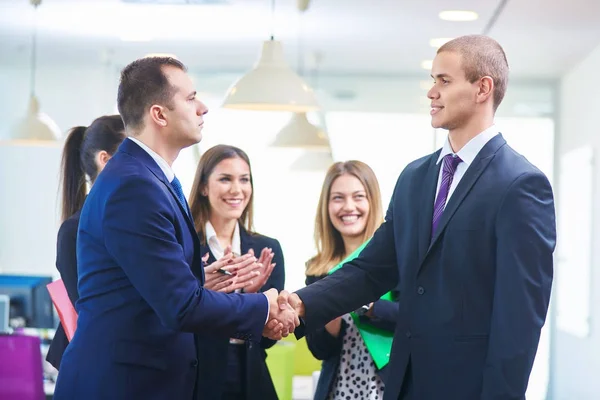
[117,56,187,130]
[60,115,125,221]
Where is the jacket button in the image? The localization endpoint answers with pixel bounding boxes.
[417,286,425,295]
[190,359,198,367]
[405,331,411,338]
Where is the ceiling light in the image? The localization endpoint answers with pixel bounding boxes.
[429,37,453,48]
[421,60,433,70]
[272,112,329,148]
[11,0,61,142]
[222,39,320,112]
[439,10,479,21]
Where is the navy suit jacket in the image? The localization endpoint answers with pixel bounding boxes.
[295,134,556,400]
[195,227,284,400]
[53,139,269,400]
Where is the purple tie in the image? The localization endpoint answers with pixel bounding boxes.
[431,154,462,237]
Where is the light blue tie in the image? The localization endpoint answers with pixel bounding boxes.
[170,176,189,216]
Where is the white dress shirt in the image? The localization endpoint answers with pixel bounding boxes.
[435,125,499,207]
[205,221,241,259]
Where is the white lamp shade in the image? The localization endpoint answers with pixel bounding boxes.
[12,96,61,141]
[272,112,330,148]
[222,40,320,112]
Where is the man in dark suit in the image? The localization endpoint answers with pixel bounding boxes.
[53,56,297,400]
[279,35,556,400]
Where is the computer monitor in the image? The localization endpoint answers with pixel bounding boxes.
[0,274,55,329]
[0,294,9,333]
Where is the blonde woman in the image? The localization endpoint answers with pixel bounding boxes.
[305,161,398,400]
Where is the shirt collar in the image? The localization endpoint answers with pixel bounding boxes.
[205,221,242,257]
[127,137,175,182]
[437,125,499,167]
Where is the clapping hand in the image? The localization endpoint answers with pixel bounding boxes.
[203,247,262,293]
[241,248,276,293]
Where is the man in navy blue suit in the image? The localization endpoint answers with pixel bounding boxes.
[279,35,556,399]
[53,56,297,400]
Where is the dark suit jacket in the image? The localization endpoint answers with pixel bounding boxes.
[295,134,556,400]
[195,226,284,400]
[53,139,269,400]
[46,210,81,369]
[305,274,398,400]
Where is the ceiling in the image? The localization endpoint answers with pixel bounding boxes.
[1,0,600,80]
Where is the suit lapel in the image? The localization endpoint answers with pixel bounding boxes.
[422,134,506,262]
[417,152,442,264]
[239,225,254,256]
[120,139,204,281]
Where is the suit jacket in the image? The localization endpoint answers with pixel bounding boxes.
[195,226,284,400]
[46,210,81,369]
[295,134,556,400]
[53,139,269,400]
[305,274,399,400]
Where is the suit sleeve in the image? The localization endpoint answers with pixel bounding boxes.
[56,217,81,306]
[304,275,346,360]
[295,178,401,332]
[102,176,269,343]
[260,238,285,349]
[363,294,399,332]
[481,172,556,399]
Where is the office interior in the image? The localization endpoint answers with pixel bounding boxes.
[0,0,598,399]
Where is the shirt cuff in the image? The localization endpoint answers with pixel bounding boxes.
[263,293,270,325]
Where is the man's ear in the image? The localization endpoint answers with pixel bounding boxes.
[476,76,494,105]
[149,104,168,127]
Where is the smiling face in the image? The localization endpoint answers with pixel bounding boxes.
[328,173,370,240]
[205,156,252,222]
[427,51,481,132]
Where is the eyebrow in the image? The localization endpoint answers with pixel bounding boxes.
[188,91,197,98]
[330,190,366,196]
[431,73,451,80]
[217,173,250,177]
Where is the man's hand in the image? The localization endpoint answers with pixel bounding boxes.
[277,290,305,318]
[263,289,300,340]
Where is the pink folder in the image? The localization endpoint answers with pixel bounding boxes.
[46,279,78,341]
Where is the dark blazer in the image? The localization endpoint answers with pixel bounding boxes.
[53,139,269,400]
[46,210,81,369]
[195,226,284,400]
[295,134,556,400]
[305,274,398,400]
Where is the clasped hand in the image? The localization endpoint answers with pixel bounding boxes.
[262,289,304,340]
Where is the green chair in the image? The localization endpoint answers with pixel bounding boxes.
[265,341,296,400]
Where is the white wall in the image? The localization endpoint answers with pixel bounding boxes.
[551,41,600,400]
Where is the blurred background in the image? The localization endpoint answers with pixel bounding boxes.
[0,0,598,399]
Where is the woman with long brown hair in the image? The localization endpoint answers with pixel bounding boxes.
[46,115,126,370]
[306,160,399,400]
[188,144,284,400]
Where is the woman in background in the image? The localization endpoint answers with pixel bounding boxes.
[46,115,126,370]
[305,160,399,400]
[189,144,284,400]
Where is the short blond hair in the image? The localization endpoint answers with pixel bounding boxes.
[438,35,509,111]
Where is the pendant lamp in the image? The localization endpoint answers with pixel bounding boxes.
[222,0,319,112]
[11,0,61,142]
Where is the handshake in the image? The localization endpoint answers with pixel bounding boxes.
[262,289,305,340]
